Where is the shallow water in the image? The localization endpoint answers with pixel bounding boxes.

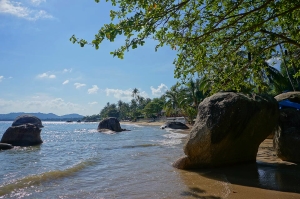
[0,121,300,199]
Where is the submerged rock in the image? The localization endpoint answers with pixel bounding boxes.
[0,143,14,150]
[12,115,44,128]
[273,108,300,162]
[97,117,123,132]
[1,124,43,146]
[173,92,279,170]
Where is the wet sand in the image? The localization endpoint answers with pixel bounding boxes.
[121,122,300,198]
[178,139,300,199]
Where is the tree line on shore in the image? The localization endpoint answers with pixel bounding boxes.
[83,62,299,123]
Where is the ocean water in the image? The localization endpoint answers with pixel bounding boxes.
[0,121,195,199]
[1,121,300,199]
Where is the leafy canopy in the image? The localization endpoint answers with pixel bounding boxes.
[71,0,300,93]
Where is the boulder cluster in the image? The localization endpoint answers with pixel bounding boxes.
[173,91,300,170]
[0,115,43,150]
[273,92,300,163]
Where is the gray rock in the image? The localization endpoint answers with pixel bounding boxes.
[161,122,189,129]
[0,143,14,150]
[275,91,300,103]
[273,108,300,162]
[173,92,279,170]
[1,124,43,146]
[97,117,123,132]
[12,115,44,128]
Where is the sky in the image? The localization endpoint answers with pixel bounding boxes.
[0,0,179,116]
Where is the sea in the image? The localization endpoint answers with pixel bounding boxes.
[0,121,197,199]
[1,121,300,199]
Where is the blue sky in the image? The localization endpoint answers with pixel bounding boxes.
[0,0,178,116]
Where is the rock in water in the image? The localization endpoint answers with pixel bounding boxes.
[1,124,43,146]
[97,117,122,132]
[273,108,300,162]
[161,122,189,129]
[12,114,44,128]
[173,92,279,170]
[0,143,14,150]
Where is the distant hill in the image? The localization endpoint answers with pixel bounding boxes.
[0,112,84,121]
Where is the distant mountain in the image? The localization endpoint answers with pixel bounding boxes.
[0,112,84,121]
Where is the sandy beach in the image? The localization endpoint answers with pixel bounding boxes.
[121,121,300,198]
[121,121,165,126]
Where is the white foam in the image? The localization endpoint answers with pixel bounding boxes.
[162,132,187,139]
[157,132,188,146]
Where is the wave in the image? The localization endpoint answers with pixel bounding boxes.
[0,159,96,197]
[121,123,143,128]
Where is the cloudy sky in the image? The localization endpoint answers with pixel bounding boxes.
[0,0,178,116]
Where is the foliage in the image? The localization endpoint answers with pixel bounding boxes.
[82,114,101,122]
[143,97,165,118]
[71,0,300,93]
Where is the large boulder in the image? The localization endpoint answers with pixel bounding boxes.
[12,114,44,128]
[161,121,189,129]
[97,117,123,132]
[273,108,300,162]
[173,92,279,170]
[1,124,43,146]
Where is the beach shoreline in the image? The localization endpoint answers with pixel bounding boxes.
[121,121,300,198]
[121,121,165,126]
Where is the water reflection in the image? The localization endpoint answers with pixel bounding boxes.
[178,162,300,197]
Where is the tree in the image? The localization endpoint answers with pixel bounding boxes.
[163,85,185,116]
[131,88,140,100]
[143,97,165,118]
[71,0,300,93]
[100,103,119,118]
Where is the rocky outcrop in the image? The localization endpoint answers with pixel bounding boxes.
[0,143,14,150]
[273,108,300,162]
[1,124,43,146]
[12,114,44,128]
[97,117,123,132]
[173,92,279,170]
[161,122,189,129]
[275,91,300,103]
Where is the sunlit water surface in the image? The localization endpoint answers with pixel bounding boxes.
[1,121,300,199]
[0,121,192,199]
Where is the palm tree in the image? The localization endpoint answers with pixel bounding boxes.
[131,88,140,100]
[163,85,184,117]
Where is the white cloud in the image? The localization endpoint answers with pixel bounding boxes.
[62,80,69,85]
[0,0,53,20]
[88,101,98,105]
[105,88,149,101]
[74,83,86,89]
[88,85,99,94]
[105,88,133,101]
[37,73,47,78]
[37,72,56,79]
[0,96,83,115]
[30,0,45,6]
[0,76,3,82]
[150,83,168,96]
[63,68,73,73]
